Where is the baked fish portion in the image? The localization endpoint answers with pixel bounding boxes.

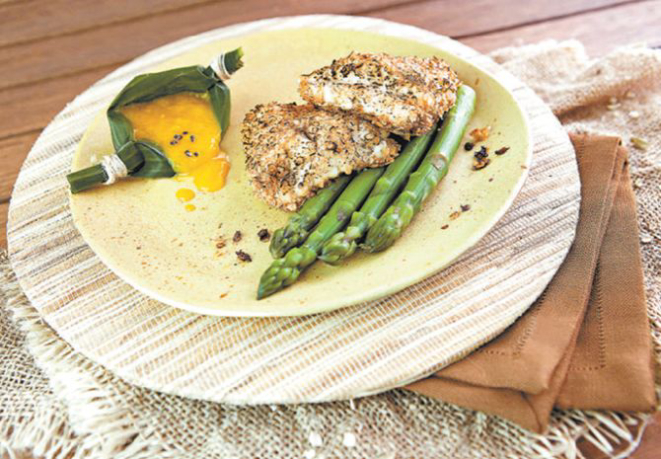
[242,102,400,211]
[299,53,460,137]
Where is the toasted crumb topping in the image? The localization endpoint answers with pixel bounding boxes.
[299,52,460,137]
[470,126,491,142]
[242,102,399,211]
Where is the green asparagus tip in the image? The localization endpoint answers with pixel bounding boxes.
[257,247,315,299]
[256,282,274,300]
[269,227,308,258]
[256,265,301,299]
[362,211,404,253]
[257,259,299,299]
[318,232,356,265]
[257,284,277,300]
[269,228,287,258]
[256,275,278,300]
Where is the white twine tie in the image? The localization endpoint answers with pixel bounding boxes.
[101,154,129,185]
[209,53,232,81]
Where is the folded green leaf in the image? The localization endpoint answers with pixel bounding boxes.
[67,48,243,193]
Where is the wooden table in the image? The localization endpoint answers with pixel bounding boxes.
[1,1,659,457]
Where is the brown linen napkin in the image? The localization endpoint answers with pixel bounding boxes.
[405,134,657,433]
[556,163,657,411]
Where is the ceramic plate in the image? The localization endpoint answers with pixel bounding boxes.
[70,27,531,316]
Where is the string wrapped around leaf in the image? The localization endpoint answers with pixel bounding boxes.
[67,48,244,193]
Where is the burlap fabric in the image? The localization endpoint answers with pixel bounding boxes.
[1,40,660,459]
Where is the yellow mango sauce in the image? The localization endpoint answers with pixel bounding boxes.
[120,93,230,210]
[175,188,196,202]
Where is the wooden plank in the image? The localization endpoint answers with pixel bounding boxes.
[3,0,631,49]
[0,0,213,47]
[0,0,639,92]
[0,201,8,248]
[0,0,409,91]
[0,66,112,140]
[461,1,661,55]
[371,0,635,38]
[0,0,408,47]
[0,131,40,201]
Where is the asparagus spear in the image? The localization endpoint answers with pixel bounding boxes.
[269,175,352,258]
[319,130,435,265]
[363,85,476,253]
[258,168,384,299]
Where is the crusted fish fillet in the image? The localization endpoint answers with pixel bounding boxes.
[242,102,400,211]
[299,53,460,137]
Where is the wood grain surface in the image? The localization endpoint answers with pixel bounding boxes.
[0,0,659,457]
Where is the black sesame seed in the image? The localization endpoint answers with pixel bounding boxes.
[170,141,177,145]
[174,134,182,140]
[193,152,199,157]
[464,142,474,151]
[190,135,196,142]
[182,131,188,135]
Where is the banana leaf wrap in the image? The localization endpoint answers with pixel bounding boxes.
[67,47,244,193]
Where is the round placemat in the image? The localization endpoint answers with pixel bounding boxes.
[7,15,580,404]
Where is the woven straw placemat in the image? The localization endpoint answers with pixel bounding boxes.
[6,16,580,404]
